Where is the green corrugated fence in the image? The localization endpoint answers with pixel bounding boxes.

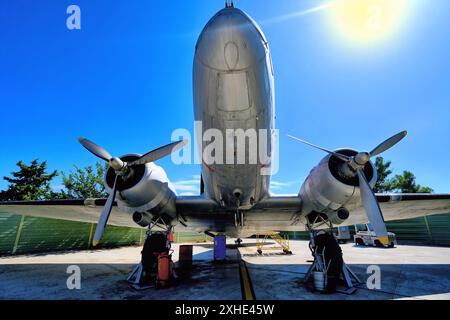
[282,213,450,246]
[174,232,212,243]
[2,212,450,256]
[387,214,450,246]
[0,213,145,256]
[0,213,211,256]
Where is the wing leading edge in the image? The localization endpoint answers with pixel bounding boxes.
[342,193,450,226]
[1,193,449,232]
[0,199,136,228]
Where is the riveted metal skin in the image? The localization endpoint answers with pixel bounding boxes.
[193,7,275,209]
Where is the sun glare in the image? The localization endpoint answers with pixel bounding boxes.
[329,0,409,45]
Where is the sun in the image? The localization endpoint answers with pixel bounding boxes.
[328,0,408,45]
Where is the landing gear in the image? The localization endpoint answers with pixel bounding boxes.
[127,216,175,289]
[141,233,169,280]
[303,215,361,294]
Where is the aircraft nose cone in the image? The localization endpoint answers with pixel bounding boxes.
[195,8,268,71]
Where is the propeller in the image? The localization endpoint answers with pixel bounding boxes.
[286,135,350,162]
[288,131,408,246]
[78,137,188,246]
[92,175,118,246]
[356,168,389,245]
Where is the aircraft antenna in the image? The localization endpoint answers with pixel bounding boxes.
[225,0,234,8]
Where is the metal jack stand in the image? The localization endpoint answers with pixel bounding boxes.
[303,218,361,294]
[303,254,361,294]
[303,247,329,287]
[127,263,152,290]
[127,216,173,290]
[338,262,361,294]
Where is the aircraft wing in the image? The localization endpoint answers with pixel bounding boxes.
[0,196,230,230]
[0,199,136,228]
[175,195,303,233]
[175,193,450,233]
[231,193,450,232]
[344,193,450,226]
[378,193,450,220]
[175,195,302,215]
[1,194,449,233]
[0,195,302,233]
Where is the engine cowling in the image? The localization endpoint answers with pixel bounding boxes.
[299,149,376,224]
[104,154,177,225]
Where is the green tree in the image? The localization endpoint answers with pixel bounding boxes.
[373,157,394,193]
[391,170,433,193]
[0,189,11,201]
[60,162,108,199]
[0,160,57,201]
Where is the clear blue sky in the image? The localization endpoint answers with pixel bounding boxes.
[1,0,449,195]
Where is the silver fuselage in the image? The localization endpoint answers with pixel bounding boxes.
[193,7,275,209]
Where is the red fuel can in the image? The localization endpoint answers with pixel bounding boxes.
[157,252,173,288]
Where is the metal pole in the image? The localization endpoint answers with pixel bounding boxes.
[423,216,433,244]
[139,228,144,244]
[88,223,95,248]
[12,215,25,255]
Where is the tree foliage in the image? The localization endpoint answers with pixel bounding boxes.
[391,170,433,193]
[373,156,433,193]
[0,160,57,201]
[60,162,108,199]
[373,157,394,193]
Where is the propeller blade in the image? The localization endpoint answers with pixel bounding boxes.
[128,140,188,167]
[369,131,408,158]
[92,175,118,246]
[287,135,350,162]
[78,137,112,162]
[357,168,389,246]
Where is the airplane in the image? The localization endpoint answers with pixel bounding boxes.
[1,2,450,261]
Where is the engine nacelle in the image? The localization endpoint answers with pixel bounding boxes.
[104,154,177,223]
[300,149,376,224]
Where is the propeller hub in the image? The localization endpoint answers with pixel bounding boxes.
[354,152,370,165]
[110,157,126,171]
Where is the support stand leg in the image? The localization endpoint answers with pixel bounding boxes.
[127,263,152,290]
[336,263,361,294]
[303,227,361,294]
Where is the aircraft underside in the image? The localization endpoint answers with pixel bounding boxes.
[1,5,450,245]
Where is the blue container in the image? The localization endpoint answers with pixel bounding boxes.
[214,235,226,261]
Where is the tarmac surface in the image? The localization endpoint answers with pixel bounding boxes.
[1,239,450,300]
